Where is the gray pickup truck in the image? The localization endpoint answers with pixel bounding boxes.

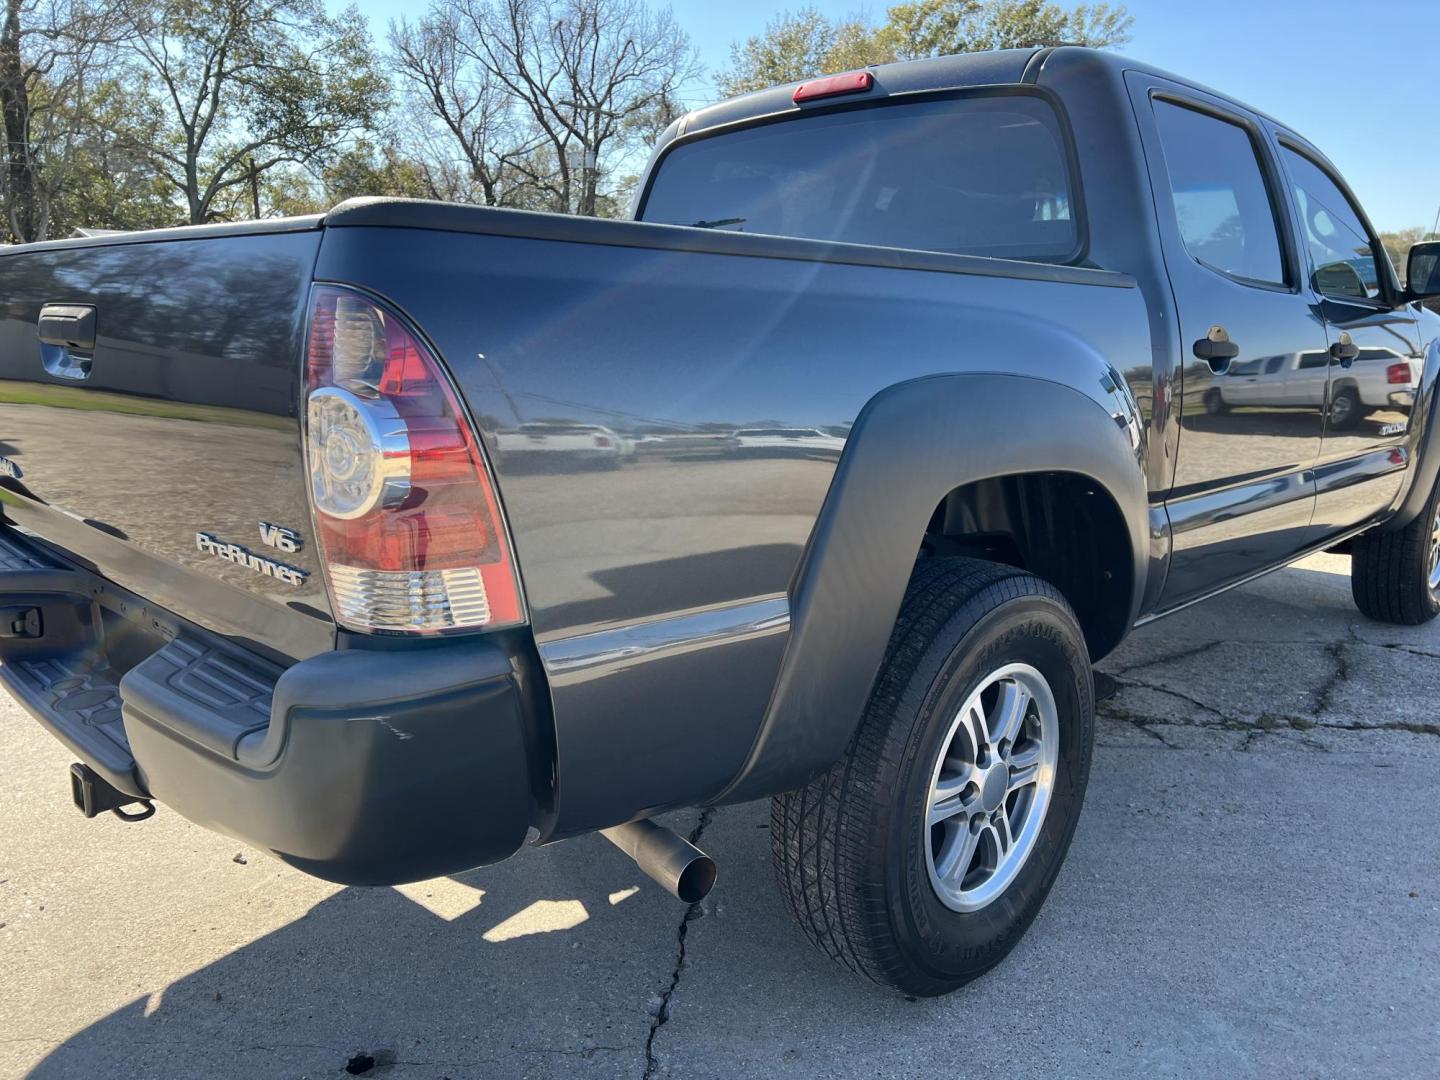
[2,47,1438,997]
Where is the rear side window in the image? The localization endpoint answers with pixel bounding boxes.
[638,94,1078,262]
[1152,100,1286,286]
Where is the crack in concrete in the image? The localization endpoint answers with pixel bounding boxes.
[1108,638,1225,676]
[1099,629,1440,750]
[1108,631,1440,678]
[1373,641,1440,661]
[642,808,715,1080]
[1312,640,1351,717]
[1108,673,1236,724]
[1100,704,1440,744]
[1100,704,1180,748]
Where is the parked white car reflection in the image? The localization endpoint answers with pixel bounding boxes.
[1205,347,1420,430]
[731,427,846,458]
[493,422,632,469]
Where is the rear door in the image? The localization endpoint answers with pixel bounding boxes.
[1268,136,1422,533]
[1127,73,1331,606]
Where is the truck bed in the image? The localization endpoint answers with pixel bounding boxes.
[0,197,1147,872]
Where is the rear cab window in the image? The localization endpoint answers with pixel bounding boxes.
[637,93,1080,262]
[1150,99,1287,287]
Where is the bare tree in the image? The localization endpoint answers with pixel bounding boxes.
[389,8,541,207]
[0,0,121,241]
[115,0,388,223]
[463,0,697,216]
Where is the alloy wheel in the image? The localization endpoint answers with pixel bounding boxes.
[1429,506,1440,594]
[923,663,1059,913]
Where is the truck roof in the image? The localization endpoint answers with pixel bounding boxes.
[672,46,1289,143]
[677,47,1046,138]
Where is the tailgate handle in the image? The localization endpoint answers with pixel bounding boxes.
[38,304,96,352]
[37,303,96,380]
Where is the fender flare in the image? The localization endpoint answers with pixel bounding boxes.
[712,371,1150,805]
[1384,333,1440,531]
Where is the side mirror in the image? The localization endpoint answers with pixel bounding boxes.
[1405,241,1440,301]
[1313,260,1368,299]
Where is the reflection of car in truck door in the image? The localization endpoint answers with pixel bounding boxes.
[1209,353,1286,411]
[1290,349,1332,408]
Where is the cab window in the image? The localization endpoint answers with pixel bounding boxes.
[639,94,1079,262]
[1151,100,1287,286]
[1279,146,1385,302]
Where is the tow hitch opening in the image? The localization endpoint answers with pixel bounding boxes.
[69,762,154,822]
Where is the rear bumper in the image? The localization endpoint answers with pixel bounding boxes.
[0,528,540,885]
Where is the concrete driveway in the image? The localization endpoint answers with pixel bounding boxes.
[2,552,1437,1079]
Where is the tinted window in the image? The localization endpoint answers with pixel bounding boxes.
[1152,100,1286,285]
[639,95,1077,261]
[1279,146,1384,302]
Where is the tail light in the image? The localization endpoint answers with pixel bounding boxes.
[303,285,522,633]
[1387,362,1411,385]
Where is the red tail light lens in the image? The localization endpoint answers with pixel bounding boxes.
[1387,362,1411,385]
[304,286,522,633]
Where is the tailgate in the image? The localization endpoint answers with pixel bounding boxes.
[0,223,332,660]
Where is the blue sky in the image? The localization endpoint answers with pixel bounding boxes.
[345,0,1440,232]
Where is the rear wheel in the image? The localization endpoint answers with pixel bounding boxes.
[770,558,1093,996]
[1204,387,1228,415]
[1351,475,1440,625]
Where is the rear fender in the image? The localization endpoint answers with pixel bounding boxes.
[712,371,1149,805]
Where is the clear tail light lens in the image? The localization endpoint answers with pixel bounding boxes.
[304,285,523,633]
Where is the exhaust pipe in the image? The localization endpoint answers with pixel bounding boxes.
[601,819,717,904]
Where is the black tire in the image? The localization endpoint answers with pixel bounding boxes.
[1351,476,1440,625]
[1329,386,1362,430]
[1204,387,1228,415]
[770,557,1093,996]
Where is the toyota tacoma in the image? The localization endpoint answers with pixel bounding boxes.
[2,47,1438,996]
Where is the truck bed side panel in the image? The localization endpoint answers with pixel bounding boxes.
[315,216,1152,835]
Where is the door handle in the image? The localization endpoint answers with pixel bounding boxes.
[1330,333,1359,368]
[1193,326,1240,374]
[37,303,96,380]
[38,304,96,351]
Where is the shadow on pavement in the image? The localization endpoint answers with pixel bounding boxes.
[26,823,731,1079]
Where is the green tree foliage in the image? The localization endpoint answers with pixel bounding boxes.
[0,0,127,241]
[116,0,389,223]
[1379,226,1440,285]
[47,78,175,234]
[716,8,891,98]
[320,140,434,204]
[881,0,1132,59]
[4,0,1147,229]
[718,0,1131,96]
